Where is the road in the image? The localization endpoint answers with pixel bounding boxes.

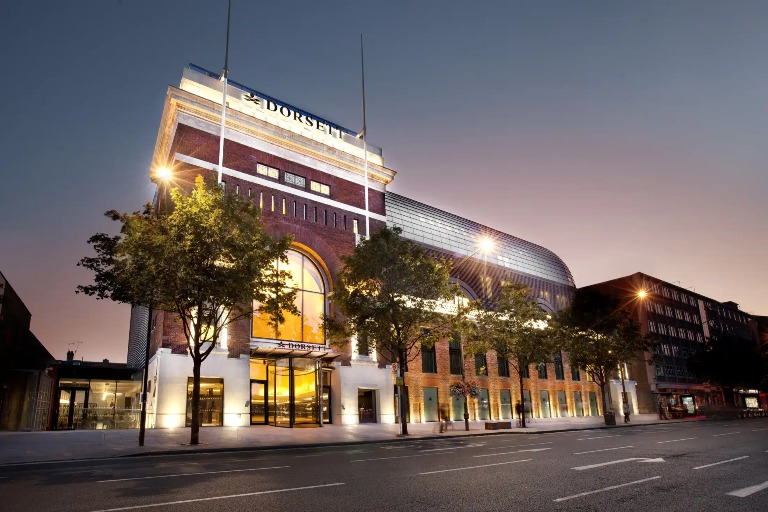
[1,419,767,512]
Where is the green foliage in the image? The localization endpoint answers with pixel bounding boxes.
[78,176,295,443]
[460,282,556,377]
[327,227,456,363]
[557,288,653,412]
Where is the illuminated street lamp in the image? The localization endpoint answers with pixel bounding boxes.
[139,167,172,447]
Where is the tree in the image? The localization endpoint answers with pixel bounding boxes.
[77,176,295,445]
[327,227,456,435]
[459,282,557,427]
[688,332,768,407]
[558,288,653,424]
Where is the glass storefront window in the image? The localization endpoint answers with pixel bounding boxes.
[186,378,224,427]
[499,389,512,419]
[557,390,568,417]
[56,379,141,430]
[478,388,490,420]
[540,390,551,418]
[574,391,584,417]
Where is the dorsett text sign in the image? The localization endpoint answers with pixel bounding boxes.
[243,93,343,138]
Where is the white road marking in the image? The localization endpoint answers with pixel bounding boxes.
[418,459,531,475]
[573,446,634,455]
[727,480,768,498]
[713,432,741,437]
[89,482,346,511]
[657,437,697,444]
[693,456,749,470]
[485,441,553,450]
[577,435,621,441]
[420,443,485,452]
[553,476,661,502]
[351,452,452,462]
[474,448,551,458]
[97,465,289,483]
[572,458,664,470]
[752,428,768,432]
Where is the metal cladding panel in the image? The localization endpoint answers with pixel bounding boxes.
[385,192,575,287]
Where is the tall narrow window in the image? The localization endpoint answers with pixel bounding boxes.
[449,339,463,375]
[271,195,275,212]
[303,204,307,220]
[497,357,510,378]
[324,210,328,226]
[282,198,286,215]
[259,192,263,210]
[235,184,239,195]
[570,365,580,381]
[474,353,488,376]
[357,334,370,357]
[333,212,337,228]
[421,345,437,373]
[313,207,318,223]
[554,353,565,380]
[537,363,547,379]
[293,201,297,217]
[248,188,252,197]
[353,219,359,234]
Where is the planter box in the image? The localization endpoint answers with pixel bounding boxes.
[498,421,513,429]
[484,422,499,430]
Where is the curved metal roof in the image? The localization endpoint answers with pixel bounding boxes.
[385,192,575,287]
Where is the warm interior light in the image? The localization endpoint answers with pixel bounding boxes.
[155,166,172,181]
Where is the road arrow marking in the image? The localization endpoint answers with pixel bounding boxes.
[474,448,551,458]
[572,457,665,470]
[694,456,749,470]
[727,480,768,498]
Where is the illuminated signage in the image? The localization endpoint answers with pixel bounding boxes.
[242,93,343,138]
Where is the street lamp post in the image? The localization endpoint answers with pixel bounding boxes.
[139,166,172,447]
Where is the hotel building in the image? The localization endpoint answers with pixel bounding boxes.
[129,64,602,429]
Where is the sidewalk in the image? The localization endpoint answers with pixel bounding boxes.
[0,414,704,465]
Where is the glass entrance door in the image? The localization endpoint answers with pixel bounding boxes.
[250,381,267,424]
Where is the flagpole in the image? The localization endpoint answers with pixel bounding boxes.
[360,34,370,239]
[217,0,232,185]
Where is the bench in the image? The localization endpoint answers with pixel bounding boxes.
[484,422,499,430]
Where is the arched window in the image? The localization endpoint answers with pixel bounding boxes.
[251,250,326,344]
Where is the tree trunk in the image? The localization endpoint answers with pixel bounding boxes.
[599,383,611,425]
[518,371,526,428]
[397,350,408,436]
[190,356,201,445]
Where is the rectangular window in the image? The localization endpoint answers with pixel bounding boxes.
[684,312,691,323]
[271,195,275,212]
[521,363,530,379]
[554,353,565,380]
[474,353,488,376]
[313,207,318,223]
[303,204,307,220]
[324,210,328,226]
[284,172,306,188]
[259,191,263,209]
[353,219,359,234]
[537,363,547,379]
[696,332,703,343]
[570,365,580,381]
[540,390,551,418]
[557,390,568,417]
[449,339,463,375]
[235,184,239,195]
[659,324,668,335]
[656,365,664,377]
[257,163,279,179]
[248,188,252,197]
[357,335,369,357]
[186,378,223,427]
[649,321,657,333]
[497,357,510,378]
[668,326,677,338]
[665,305,674,317]
[421,345,437,373]
[333,212,337,228]
[310,180,330,195]
[293,201,297,217]
[645,300,653,312]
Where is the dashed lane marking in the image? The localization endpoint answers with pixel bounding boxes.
[693,456,749,470]
[97,465,289,483]
[573,446,634,455]
[657,437,697,444]
[713,432,741,437]
[420,443,485,452]
[418,459,531,475]
[727,481,768,498]
[351,452,454,462]
[553,476,661,502]
[577,435,621,441]
[89,482,346,512]
[484,441,554,450]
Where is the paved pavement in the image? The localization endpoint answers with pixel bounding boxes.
[0,414,704,464]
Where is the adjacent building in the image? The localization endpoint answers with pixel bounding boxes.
[583,272,764,415]
[130,64,602,430]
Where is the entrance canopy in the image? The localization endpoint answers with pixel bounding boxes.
[250,346,341,362]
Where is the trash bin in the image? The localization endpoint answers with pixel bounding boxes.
[604,411,616,425]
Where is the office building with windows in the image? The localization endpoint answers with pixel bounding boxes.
[583,272,763,415]
[130,64,601,430]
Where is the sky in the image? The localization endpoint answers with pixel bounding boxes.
[1,1,766,363]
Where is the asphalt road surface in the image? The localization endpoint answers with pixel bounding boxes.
[1,419,767,512]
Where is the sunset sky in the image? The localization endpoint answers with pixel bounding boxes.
[1,1,766,363]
